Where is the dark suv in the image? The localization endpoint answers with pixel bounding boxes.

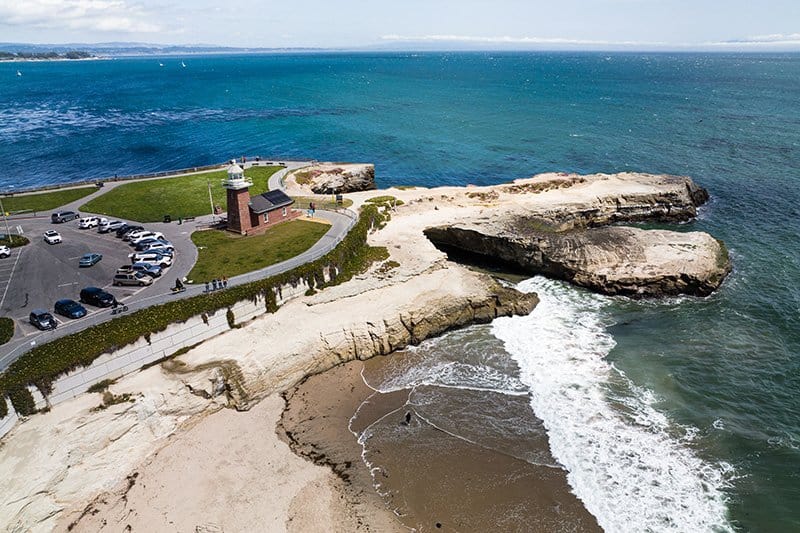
[30,309,57,330]
[117,225,144,238]
[79,286,116,307]
[51,211,79,223]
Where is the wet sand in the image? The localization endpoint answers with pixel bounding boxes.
[282,359,600,532]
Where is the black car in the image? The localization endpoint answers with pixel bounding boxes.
[79,286,116,307]
[30,309,57,330]
[117,225,144,238]
[54,298,87,319]
[51,211,79,223]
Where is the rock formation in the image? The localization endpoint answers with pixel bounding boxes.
[425,223,730,297]
[292,163,376,194]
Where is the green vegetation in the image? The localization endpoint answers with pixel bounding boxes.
[0,205,389,410]
[80,166,282,222]
[188,220,330,281]
[292,195,353,210]
[0,235,29,248]
[8,387,35,416]
[91,391,133,412]
[86,378,116,393]
[0,318,14,346]
[0,187,96,214]
[365,195,404,207]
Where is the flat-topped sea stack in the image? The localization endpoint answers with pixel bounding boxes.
[287,162,376,194]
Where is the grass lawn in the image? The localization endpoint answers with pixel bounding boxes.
[187,219,330,281]
[0,317,14,345]
[291,195,354,210]
[1,186,96,214]
[80,166,282,222]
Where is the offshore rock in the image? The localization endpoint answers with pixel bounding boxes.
[293,163,376,194]
[425,223,731,298]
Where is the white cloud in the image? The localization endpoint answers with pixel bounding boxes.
[380,34,662,46]
[0,0,162,33]
[723,33,800,45]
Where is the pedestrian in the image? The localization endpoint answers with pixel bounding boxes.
[212,279,218,291]
[222,276,228,288]
[205,281,210,292]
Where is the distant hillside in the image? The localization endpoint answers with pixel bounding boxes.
[0,50,94,61]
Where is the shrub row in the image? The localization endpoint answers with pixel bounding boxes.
[0,205,387,413]
[0,317,13,346]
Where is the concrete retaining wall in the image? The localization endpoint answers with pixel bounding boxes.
[45,277,317,407]
[0,399,18,440]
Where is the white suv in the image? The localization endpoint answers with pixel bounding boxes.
[43,230,62,244]
[130,231,165,245]
[78,216,107,229]
[0,245,9,258]
[129,251,173,268]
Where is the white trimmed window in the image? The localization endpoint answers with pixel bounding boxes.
[282,207,287,217]
[263,212,269,222]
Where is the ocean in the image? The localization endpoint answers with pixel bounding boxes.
[3,52,799,531]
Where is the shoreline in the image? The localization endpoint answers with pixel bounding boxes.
[282,357,601,532]
[0,171,727,531]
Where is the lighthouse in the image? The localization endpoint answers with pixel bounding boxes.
[223,164,253,235]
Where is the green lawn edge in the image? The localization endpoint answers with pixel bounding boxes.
[1,187,97,214]
[0,205,387,417]
[188,220,330,281]
[79,166,283,223]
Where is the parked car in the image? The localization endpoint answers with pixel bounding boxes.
[43,230,62,244]
[123,228,149,242]
[116,224,143,238]
[51,211,79,223]
[130,232,165,245]
[29,309,57,330]
[117,262,162,278]
[54,298,87,319]
[78,253,103,267]
[98,220,125,233]
[130,251,173,268]
[135,262,162,277]
[132,237,166,251]
[112,271,153,287]
[79,286,115,307]
[0,245,9,258]
[141,241,174,253]
[78,216,107,229]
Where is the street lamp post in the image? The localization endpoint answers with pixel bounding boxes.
[0,194,11,242]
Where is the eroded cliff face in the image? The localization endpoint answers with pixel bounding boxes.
[291,163,376,194]
[425,224,730,297]
[421,174,731,297]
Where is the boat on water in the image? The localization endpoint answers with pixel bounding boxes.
[16,70,21,76]
[181,61,186,67]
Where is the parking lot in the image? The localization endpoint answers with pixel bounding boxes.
[1,217,180,337]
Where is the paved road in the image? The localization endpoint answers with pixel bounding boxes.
[0,161,356,371]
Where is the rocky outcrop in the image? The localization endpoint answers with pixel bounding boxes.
[497,174,710,231]
[293,163,376,194]
[425,223,731,297]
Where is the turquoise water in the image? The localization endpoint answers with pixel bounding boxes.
[2,52,800,531]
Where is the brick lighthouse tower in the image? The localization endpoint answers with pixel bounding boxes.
[224,164,253,235]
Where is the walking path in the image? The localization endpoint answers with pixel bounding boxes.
[0,161,356,371]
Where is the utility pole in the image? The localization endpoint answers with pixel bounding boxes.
[207,180,215,220]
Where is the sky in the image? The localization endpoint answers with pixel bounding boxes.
[0,0,798,50]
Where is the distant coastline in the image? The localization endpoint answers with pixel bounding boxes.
[0,51,96,62]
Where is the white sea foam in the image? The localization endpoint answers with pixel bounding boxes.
[492,277,734,533]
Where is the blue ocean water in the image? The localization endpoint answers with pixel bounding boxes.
[2,52,799,531]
